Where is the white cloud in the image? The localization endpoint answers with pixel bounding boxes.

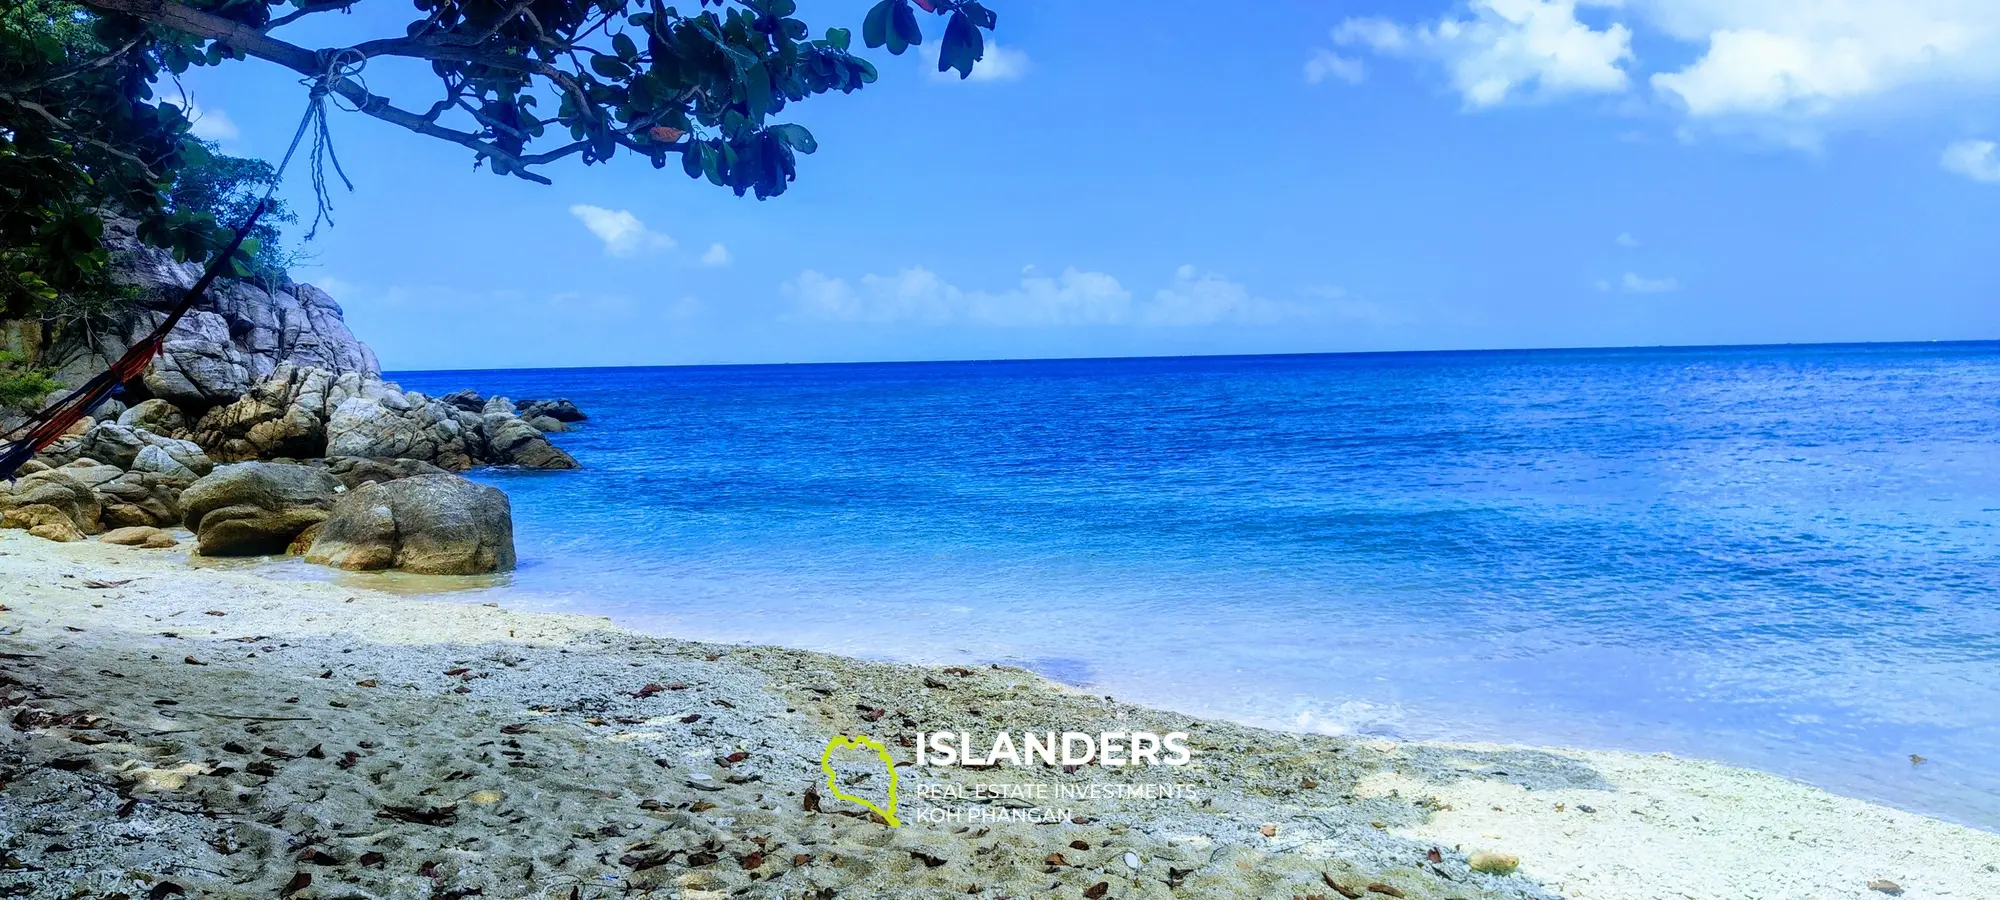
[1616,231,1640,247]
[1618,271,1681,293]
[1644,1,2000,124]
[701,242,734,266]
[1941,139,2000,182]
[788,267,1130,327]
[1305,48,1367,85]
[1147,265,1302,326]
[568,205,675,257]
[788,265,1308,328]
[1334,1,1633,107]
[923,40,1030,82]
[1328,1,2000,146]
[182,97,239,141]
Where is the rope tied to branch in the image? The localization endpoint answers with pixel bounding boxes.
[294,47,364,239]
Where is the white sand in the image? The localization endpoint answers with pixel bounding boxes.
[2,529,1996,899]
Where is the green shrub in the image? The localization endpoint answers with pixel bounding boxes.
[0,349,59,409]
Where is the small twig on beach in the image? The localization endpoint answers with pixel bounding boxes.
[196,712,316,722]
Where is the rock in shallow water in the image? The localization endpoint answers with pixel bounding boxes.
[100,526,178,548]
[306,474,515,575]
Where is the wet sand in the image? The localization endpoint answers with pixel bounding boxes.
[3,529,1996,899]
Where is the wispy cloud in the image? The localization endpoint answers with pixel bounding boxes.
[1941,140,2000,183]
[789,266,1130,327]
[789,265,1310,328]
[183,96,239,141]
[1616,232,1640,248]
[1147,265,1302,326]
[1597,271,1681,294]
[568,205,676,257]
[701,243,734,267]
[1305,48,1366,86]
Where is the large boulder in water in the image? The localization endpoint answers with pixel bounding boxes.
[180,461,341,555]
[481,414,579,469]
[518,398,586,423]
[305,474,515,575]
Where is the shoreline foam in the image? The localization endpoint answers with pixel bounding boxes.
[3,530,1996,899]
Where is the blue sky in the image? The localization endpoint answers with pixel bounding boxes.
[176,0,2000,370]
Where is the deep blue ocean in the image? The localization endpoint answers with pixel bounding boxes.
[385,342,2000,828]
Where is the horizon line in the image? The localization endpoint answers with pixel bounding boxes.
[381,336,2000,376]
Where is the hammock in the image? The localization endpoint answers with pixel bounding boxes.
[0,205,265,481]
[0,50,358,482]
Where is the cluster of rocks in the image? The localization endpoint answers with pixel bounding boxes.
[2,450,514,576]
[1,219,587,575]
[2,375,578,573]
[187,365,581,471]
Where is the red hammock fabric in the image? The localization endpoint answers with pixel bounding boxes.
[0,202,265,481]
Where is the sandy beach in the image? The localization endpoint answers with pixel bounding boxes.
[3,529,1997,900]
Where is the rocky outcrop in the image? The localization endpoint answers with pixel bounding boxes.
[25,422,208,528]
[44,218,377,412]
[0,467,103,538]
[305,474,515,575]
[308,456,452,491]
[184,365,578,471]
[69,422,213,481]
[326,394,477,470]
[180,462,341,556]
[190,365,335,461]
[118,398,191,439]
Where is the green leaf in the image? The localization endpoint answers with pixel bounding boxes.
[590,54,631,78]
[889,1,921,53]
[824,26,852,51]
[862,0,893,49]
[683,141,706,178]
[939,11,981,78]
[704,142,725,185]
[745,61,772,121]
[960,1,997,30]
[612,32,639,62]
[770,123,817,153]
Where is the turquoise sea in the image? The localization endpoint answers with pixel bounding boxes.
[388,342,2000,828]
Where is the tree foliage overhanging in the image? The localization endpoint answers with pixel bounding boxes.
[1,0,999,321]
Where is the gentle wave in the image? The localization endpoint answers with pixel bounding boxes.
[389,342,2000,828]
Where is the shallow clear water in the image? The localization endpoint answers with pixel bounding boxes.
[388,343,2000,828]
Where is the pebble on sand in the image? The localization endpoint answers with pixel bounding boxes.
[1468,851,1521,875]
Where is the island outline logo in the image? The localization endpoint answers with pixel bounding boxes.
[819,734,901,827]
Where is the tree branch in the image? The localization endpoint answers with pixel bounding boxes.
[264,0,359,32]
[75,0,556,183]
